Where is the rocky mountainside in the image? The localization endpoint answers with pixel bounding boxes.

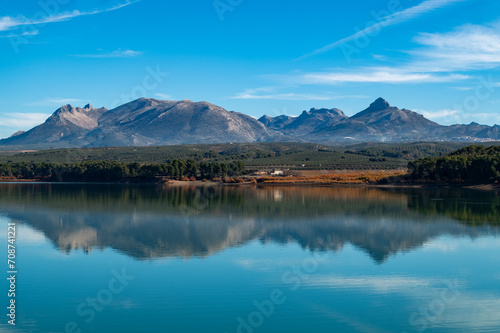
[283,107,347,136]
[258,114,295,131]
[0,98,282,148]
[308,98,443,142]
[261,97,500,143]
[0,104,107,147]
[84,98,281,147]
[1,97,499,148]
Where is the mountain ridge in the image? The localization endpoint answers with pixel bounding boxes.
[1,97,498,149]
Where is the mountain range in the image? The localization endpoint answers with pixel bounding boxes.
[1,97,499,148]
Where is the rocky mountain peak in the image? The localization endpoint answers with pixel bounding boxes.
[368,97,391,112]
[59,104,75,112]
[258,115,273,125]
[351,97,395,120]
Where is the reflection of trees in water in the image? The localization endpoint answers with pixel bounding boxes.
[0,183,411,217]
[0,184,498,263]
[399,187,500,225]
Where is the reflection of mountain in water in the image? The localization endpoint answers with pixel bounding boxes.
[0,184,498,263]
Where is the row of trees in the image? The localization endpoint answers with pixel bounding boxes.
[408,145,500,182]
[0,160,246,182]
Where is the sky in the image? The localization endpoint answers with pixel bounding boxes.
[0,0,499,139]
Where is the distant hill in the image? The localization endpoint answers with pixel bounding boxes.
[1,97,499,149]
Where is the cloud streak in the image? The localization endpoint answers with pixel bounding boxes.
[0,113,51,128]
[409,21,500,72]
[0,1,139,33]
[231,90,334,100]
[231,86,369,100]
[275,69,469,85]
[416,108,500,125]
[154,93,173,100]
[25,98,83,106]
[298,0,466,59]
[72,49,143,58]
[0,31,38,38]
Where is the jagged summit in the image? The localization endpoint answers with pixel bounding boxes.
[352,97,392,118]
[53,104,75,114]
[259,105,348,136]
[371,97,391,110]
[258,115,274,125]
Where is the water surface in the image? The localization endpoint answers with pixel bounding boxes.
[1,184,499,332]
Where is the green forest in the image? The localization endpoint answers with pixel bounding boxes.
[408,145,500,183]
[0,141,481,170]
[0,160,245,182]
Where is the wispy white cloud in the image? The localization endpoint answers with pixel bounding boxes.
[72,49,143,58]
[299,0,466,59]
[0,1,139,33]
[409,21,500,72]
[232,90,334,101]
[452,86,475,91]
[0,30,38,38]
[25,98,82,106]
[415,108,500,125]
[232,86,369,100]
[154,93,173,99]
[277,69,469,85]
[268,21,499,89]
[415,108,460,120]
[0,113,51,128]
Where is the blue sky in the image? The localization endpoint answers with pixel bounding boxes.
[0,0,499,138]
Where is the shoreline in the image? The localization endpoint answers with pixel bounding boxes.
[0,178,498,190]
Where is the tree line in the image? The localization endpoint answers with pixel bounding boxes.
[0,160,246,182]
[408,145,500,182]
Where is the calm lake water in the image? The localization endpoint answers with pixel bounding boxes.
[1,183,500,333]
